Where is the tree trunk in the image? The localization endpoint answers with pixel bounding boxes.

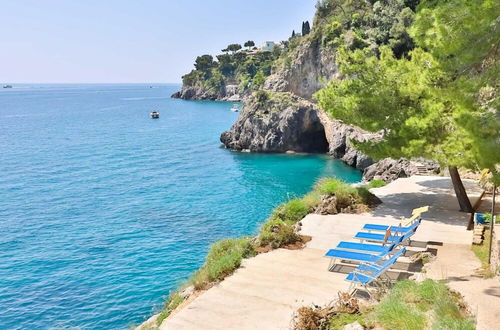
[449,166,473,213]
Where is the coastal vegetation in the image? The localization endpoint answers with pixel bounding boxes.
[294,279,475,330]
[153,178,380,326]
[315,0,500,213]
[189,238,256,289]
[471,228,497,278]
[258,178,380,249]
[180,42,282,97]
[364,179,386,189]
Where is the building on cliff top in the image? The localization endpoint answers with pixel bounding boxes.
[260,41,276,51]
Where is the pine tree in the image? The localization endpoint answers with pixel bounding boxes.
[302,21,311,35]
[316,0,499,215]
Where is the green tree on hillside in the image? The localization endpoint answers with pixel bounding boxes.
[244,40,255,50]
[252,71,266,89]
[302,21,311,36]
[216,54,235,77]
[227,43,242,53]
[316,0,499,216]
[194,55,215,79]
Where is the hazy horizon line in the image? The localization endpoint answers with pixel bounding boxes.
[1,82,181,85]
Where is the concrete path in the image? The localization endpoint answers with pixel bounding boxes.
[448,278,500,330]
[161,176,486,329]
[161,248,348,330]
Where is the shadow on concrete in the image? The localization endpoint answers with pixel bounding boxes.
[484,286,500,298]
[370,177,482,226]
[328,263,357,274]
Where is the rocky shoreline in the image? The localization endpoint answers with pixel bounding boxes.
[216,91,439,182]
[171,84,242,102]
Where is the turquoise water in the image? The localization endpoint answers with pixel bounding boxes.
[0,84,361,329]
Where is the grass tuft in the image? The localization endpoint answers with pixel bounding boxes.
[156,292,184,325]
[375,291,427,330]
[471,228,496,278]
[272,198,309,222]
[258,218,301,248]
[372,280,475,330]
[365,179,386,189]
[190,238,256,290]
[301,191,322,209]
[328,312,369,329]
[316,178,357,196]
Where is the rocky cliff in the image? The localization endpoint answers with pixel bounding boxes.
[178,1,440,182]
[263,36,338,100]
[220,91,384,172]
[171,84,241,101]
[220,92,329,153]
[219,89,441,180]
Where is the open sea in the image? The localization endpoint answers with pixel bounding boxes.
[0,84,361,329]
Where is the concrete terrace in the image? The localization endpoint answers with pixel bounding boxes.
[161,176,495,330]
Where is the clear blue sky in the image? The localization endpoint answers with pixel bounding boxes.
[1,0,317,83]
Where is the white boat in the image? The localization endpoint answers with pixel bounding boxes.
[150,111,160,119]
[230,104,240,112]
[3,85,12,89]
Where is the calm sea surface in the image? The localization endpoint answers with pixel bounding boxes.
[0,84,361,329]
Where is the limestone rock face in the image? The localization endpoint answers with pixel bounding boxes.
[220,92,381,171]
[263,37,338,100]
[362,158,440,182]
[171,84,241,101]
[220,93,329,153]
[317,111,381,171]
[315,195,338,215]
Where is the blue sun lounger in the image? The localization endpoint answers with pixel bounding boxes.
[355,220,420,243]
[335,241,392,254]
[325,248,389,264]
[324,236,404,269]
[335,233,406,254]
[361,206,429,233]
[362,216,422,233]
[346,247,407,296]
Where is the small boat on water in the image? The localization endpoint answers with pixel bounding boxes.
[230,104,240,112]
[3,85,13,89]
[150,111,160,119]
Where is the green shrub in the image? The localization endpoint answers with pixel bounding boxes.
[365,179,386,189]
[316,178,360,207]
[273,198,309,222]
[316,178,348,195]
[156,292,184,325]
[301,191,321,209]
[190,238,256,289]
[258,218,301,248]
